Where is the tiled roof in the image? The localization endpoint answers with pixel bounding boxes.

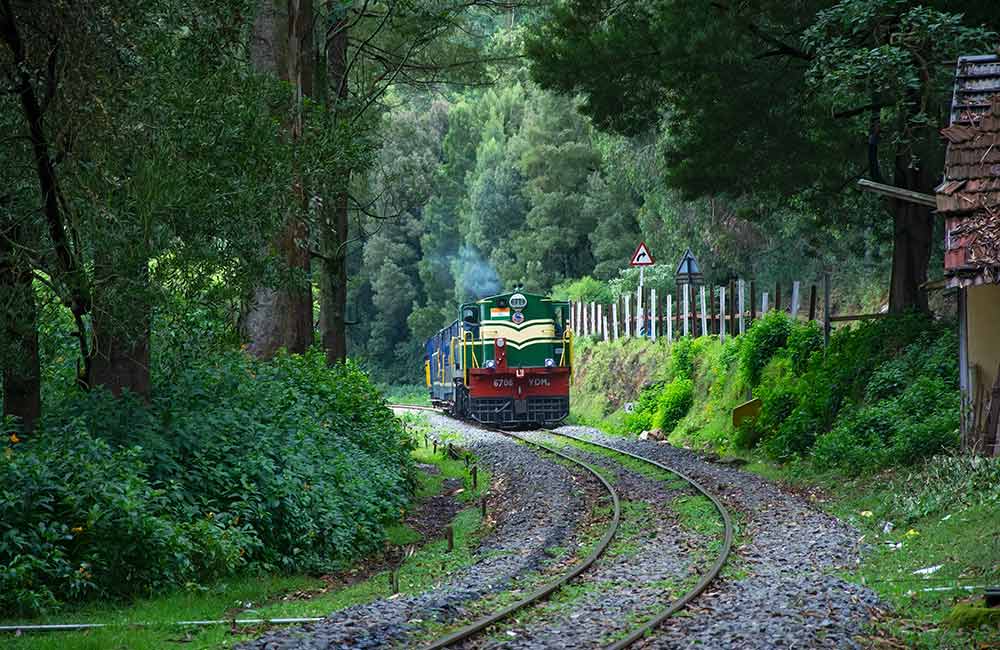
[935,97,1000,215]
[937,55,1000,283]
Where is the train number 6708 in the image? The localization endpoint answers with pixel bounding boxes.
[493,378,514,388]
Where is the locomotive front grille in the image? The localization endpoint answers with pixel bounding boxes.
[468,396,568,425]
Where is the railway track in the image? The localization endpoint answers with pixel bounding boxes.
[394,405,622,650]
[391,405,734,649]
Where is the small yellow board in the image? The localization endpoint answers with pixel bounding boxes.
[732,398,762,428]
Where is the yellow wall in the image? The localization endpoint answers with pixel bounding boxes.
[967,283,1000,392]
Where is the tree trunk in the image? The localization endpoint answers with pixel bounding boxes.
[88,254,151,399]
[320,16,349,365]
[245,218,314,359]
[320,190,348,364]
[245,0,314,359]
[888,156,932,313]
[89,320,150,399]
[0,211,41,432]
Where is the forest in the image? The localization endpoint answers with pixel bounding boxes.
[2,0,998,640]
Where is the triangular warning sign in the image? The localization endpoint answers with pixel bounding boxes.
[629,241,655,266]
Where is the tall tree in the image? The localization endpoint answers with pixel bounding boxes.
[314,0,520,364]
[245,0,315,359]
[526,0,995,312]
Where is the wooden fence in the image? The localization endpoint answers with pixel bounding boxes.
[569,275,883,345]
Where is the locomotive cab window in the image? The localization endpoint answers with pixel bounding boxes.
[553,304,567,336]
[462,307,478,324]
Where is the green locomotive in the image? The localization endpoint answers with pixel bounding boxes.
[425,286,572,426]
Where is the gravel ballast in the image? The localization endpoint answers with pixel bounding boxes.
[553,425,881,650]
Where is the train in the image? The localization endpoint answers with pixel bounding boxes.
[425,286,572,426]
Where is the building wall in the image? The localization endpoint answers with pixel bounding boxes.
[967,283,1000,393]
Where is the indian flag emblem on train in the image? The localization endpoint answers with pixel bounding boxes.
[511,310,525,324]
[490,307,510,318]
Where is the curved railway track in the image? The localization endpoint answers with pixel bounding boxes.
[391,405,733,649]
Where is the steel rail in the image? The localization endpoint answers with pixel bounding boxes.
[0,618,326,634]
[538,429,734,650]
[391,405,622,650]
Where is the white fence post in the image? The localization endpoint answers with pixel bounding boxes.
[699,286,708,337]
[762,292,769,313]
[650,289,657,341]
[612,303,619,341]
[666,294,673,342]
[791,281,801,319]
[624,295,631,338]
[597,304,603,340]
[719,287,726,342]
[738,279,746,335]
[603,313,609,341]
[591,302,597,336]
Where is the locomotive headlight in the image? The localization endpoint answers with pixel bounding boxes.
[544,358,555,368]
[485,359,496,369]
[495,337,505,348]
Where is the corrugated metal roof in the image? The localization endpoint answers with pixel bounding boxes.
[951,54,1000,125]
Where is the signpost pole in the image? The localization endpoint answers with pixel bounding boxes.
[683,284,690,337]
[637,266,644,337]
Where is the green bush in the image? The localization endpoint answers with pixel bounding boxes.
[813,376,959,474]
[0,426,248,616]
[760,314,958,466]
[738,311,793,386]
[652,377,694,433]
[785,320,823,373]
[550,276,613,304]
[670,336,697,380]
[623,381,663,433]
[1,351,413,615]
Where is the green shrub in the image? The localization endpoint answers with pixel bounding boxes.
[550,276,612,303]
[1,351,413,615]
[739,357,796,450]
[0,427,248,616]
[785,320,823,373]
[652,377,694,433]
[755,313,957,464]
[623,381,663,433]
[738,311,793,386]
[670,336,696,380]
[812,376,959,474]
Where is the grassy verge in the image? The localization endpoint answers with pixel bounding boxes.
[3,414,490,650]
[745,455,1000,647]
